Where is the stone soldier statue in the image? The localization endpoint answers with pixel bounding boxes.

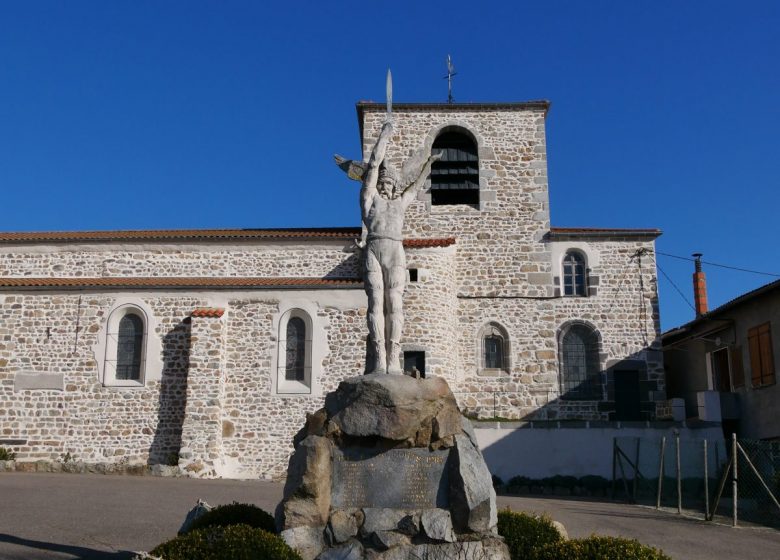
[334,71,441,374]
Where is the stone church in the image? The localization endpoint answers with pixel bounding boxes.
[0,101,665,478]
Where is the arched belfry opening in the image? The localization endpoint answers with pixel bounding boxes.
[430,129,479,206]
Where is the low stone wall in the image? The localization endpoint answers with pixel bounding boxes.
[0,459,180,477]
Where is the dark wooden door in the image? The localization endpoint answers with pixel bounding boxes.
[614,370,642,421]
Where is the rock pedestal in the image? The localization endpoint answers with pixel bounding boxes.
[276,374,510,560]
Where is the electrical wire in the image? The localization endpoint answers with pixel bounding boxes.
[655,251,780,278]
[656,263,696,312]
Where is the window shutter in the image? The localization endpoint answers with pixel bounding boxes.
[758,324,775,385]
[730,345,745,388]
[748,326,763,386]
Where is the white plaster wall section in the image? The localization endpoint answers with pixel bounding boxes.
[92,297,163,387]
[475,424,727,480]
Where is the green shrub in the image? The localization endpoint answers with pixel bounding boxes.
[151,524,302,560]
[549,475,579,489]
[0,447,16,461]
[497,509,563,560]
[579,475,609,492]
[185,502,276,535]
[537,535,671,560]
[505,475,533,494]
[492,474,504,491]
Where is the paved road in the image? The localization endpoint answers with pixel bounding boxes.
[1,473,778,559]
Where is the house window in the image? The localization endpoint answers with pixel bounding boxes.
[277,309,313,394]
[116,313,144,381]
[478,322,510,374]
[285,317,306,381]
[103,305,148,387]
[560,324,601,399]
[430,130,479,206]
[748,322,775,387]
[562,251,587,296]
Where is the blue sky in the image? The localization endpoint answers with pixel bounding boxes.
[1,1,778,331]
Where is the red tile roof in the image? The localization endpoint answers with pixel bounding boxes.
[0,277,362,290]
[191,307,225,318]
[0,227,456,247]
[548,227,661,239]
[0,228,361,243]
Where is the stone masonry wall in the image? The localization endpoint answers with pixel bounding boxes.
[0,293,202,464]
[361,107,553,298]
[0,241,359,279]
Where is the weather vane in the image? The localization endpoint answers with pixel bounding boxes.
[444,55,457,103]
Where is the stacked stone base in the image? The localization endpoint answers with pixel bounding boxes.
[276,373,510,560]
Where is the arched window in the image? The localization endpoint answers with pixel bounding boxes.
[562,251,587,296]
[277,309,313,394]
[430,130,479,206]
[559,324,601,399]
[116,313,144,381]
[285,316,306,382]
[101,304,149,387]
[478,322,510,374]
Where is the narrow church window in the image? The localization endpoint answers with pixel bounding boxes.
[285,316,306,381]
[484,334,504,369]
[276,308,314,394]
[116,313,144,380]
[430,130,479,206]
[408,268,419,282]
[562,251,587,296]
[478,322,510,374]
[560,324,601,399]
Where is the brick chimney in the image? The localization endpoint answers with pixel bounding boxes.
[692,253,708,316]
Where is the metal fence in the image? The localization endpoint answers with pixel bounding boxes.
[613,434,780,527]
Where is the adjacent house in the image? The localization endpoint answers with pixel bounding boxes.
[663,258,778,440]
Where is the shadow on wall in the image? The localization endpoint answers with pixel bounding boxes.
[147,317,191,466]
[457,345,663,424]
[325,252,361,279]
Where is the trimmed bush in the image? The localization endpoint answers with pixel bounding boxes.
[151,524,302,560]
[537,535,671,560]
[185,502,276,535]
[497,509,563,560]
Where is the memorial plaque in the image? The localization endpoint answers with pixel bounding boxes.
[331,448,450,509]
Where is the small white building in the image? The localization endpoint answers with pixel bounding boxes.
[0,101,665,478]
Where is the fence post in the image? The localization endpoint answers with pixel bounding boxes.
[703,439,709,520]
[611,438,617,500]
[633,438,640,502]
[732,433,738,527]
[656,436,666,509]
[676,431,682,514]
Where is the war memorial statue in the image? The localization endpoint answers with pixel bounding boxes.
[336,71,441,375]
[278,73,508,560]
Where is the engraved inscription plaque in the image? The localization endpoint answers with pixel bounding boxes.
[331,448,450,509]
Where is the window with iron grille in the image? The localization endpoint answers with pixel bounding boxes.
[560,324,601,399]
[285,316,306,382]
[562,251,587,296]
[479,322,510,373]
[430,131,479,206]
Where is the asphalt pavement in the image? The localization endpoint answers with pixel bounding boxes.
[1,472,778,559]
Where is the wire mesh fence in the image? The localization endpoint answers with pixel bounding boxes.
[612,434,780,528]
